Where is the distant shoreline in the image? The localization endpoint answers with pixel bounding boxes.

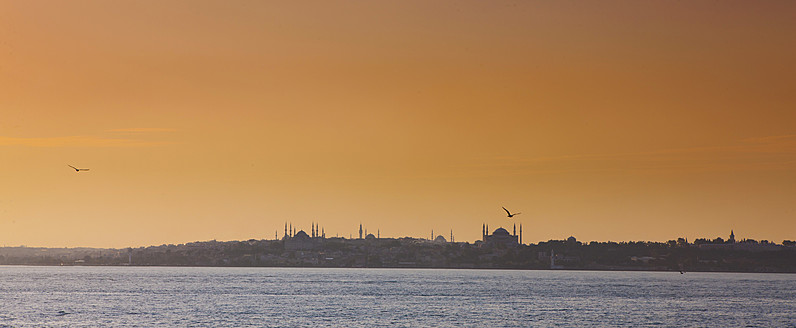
[1,264,794,275]
[2,237,794,274]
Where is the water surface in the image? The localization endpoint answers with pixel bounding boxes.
[1,266,794,327]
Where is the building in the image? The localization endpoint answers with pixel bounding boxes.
[284,223,327,251]
[481,225,519,248]
[285,230,315,250]
[697,230,781,251]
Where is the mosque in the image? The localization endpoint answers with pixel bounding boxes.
[283,222,325,251]
[481,223,522,247]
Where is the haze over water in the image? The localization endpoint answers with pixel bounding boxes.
[1,266,794,327]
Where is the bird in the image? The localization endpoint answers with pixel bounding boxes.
[502,206,521,218]
[67,165,90,172]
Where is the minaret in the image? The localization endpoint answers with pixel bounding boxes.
[520,224,523,244]
[284,222,288,239]
[431,229,434,240]
[377,229,380,239]
[482,223,485,240]
[729,230,735,243]
[311,223,315,238]
[451,230,454,243]
[513,223,516,236]
[290,223,293,237]
[359,223,363,239]
[322,227,325,238]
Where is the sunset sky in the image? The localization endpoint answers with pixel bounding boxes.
[1,1,795,248]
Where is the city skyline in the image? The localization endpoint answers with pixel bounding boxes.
[2,1,795,248]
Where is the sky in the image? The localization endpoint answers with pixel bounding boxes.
[1,1,795,248]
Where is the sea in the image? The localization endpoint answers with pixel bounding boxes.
[0,266,794,327]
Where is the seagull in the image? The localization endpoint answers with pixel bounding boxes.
[502,206,521,218]
[67,165,90,172]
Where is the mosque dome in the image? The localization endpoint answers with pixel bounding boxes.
[365,233,376,240]
[492,228,510,236]
[434,235,447,243]
[293,230,310,239]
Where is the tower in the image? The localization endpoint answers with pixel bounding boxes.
[513,223,516,236]
[311,222,315,238]
[377,229,380,239]
[729,230,735,243]
[431,229,434,240]
[520,224,523,245]
[451,229,454,243]
[482,223,486,240]
[322,227,325,238]
[359,223,363,239]
[284,222,288,239]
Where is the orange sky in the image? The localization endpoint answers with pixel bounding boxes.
[1,1,795,248]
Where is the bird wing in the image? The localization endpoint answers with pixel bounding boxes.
[67,165,78,170]
[514,212,521,216]
[502,207,511,215]
[80,168,90,171]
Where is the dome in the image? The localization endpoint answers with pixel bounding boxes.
[293,230,310,239]
[365,233,376,240]
[434,235,447,243]
[492,227,510,236]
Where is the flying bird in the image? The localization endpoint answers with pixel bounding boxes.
[502,206,521,218]
[67,165,90,172]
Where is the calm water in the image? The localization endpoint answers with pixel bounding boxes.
[0,266,794,327]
